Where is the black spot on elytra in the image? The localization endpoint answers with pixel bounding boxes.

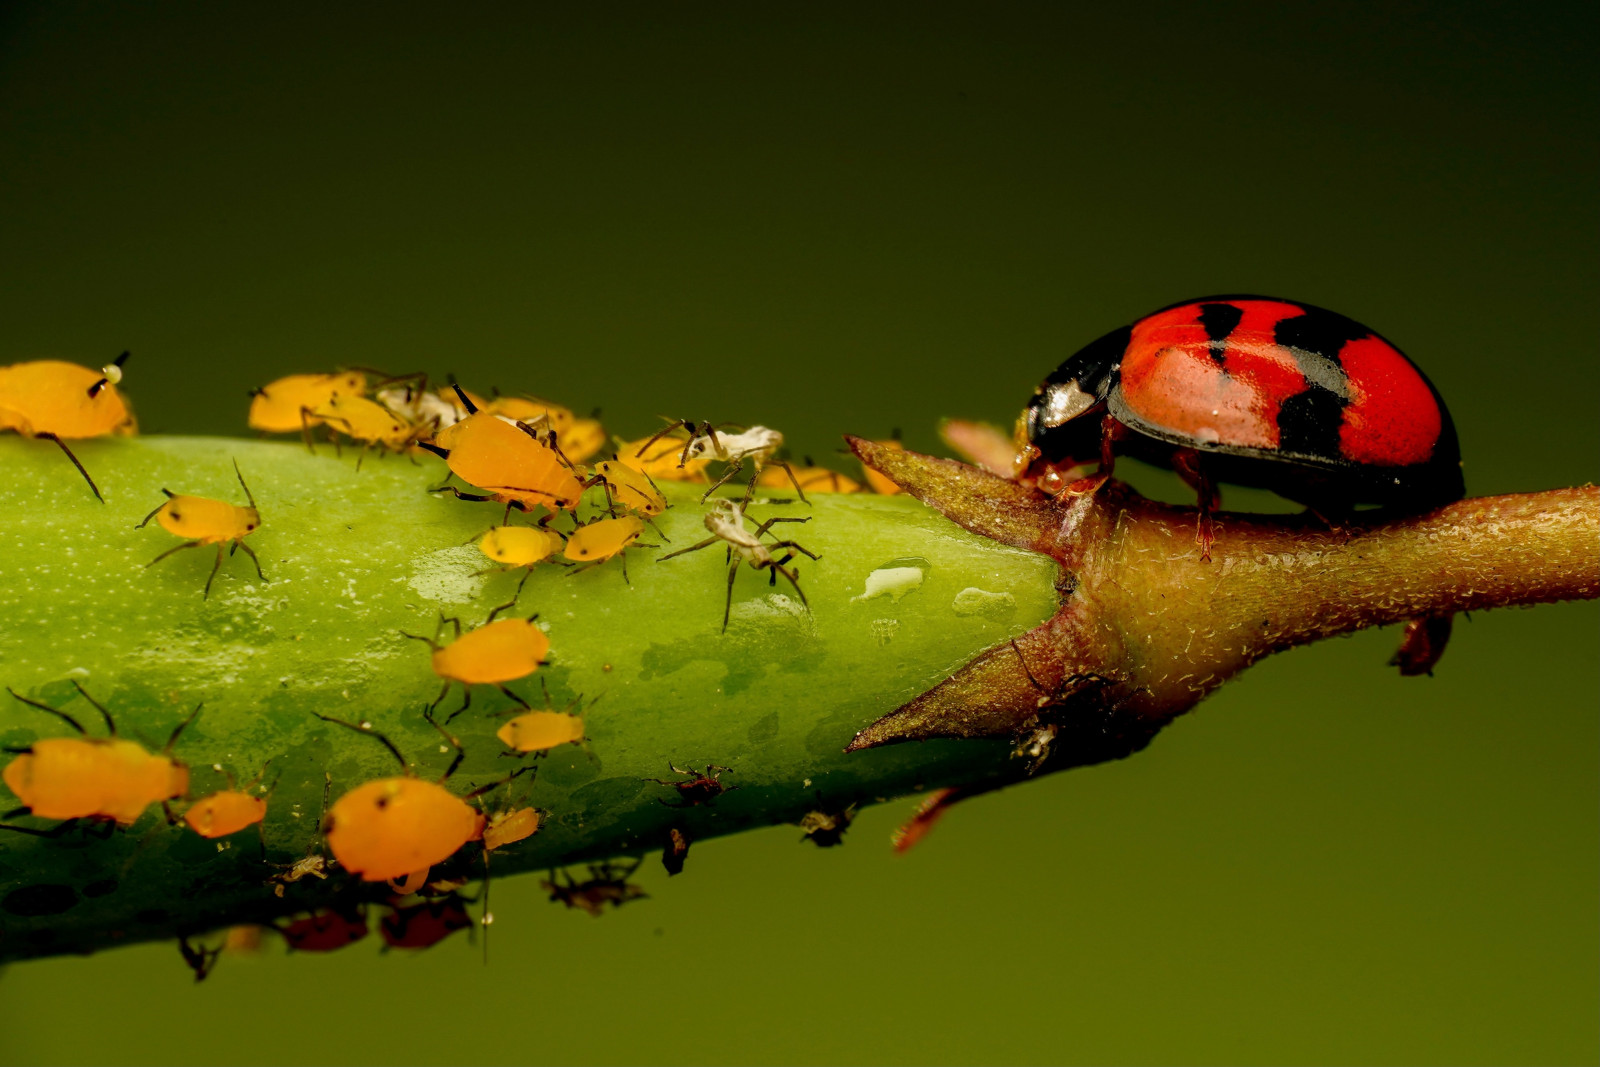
[1277,387,1346,461]
[1198,303,1244,366]
[1274,306,1369,362]
[82,877,118,898]
[4,883,78,916]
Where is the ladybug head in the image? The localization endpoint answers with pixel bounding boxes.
[1023,324,1129,461]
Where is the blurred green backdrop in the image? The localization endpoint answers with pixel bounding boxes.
[0,2,1595,1063]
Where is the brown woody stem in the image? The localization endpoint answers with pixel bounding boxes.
[845,438,1599,756]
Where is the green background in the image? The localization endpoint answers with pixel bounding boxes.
[1,2,1594,1063]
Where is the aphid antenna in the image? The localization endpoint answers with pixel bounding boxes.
[460,762,536,802]
[398,629,442,653]
[450,382,480,415]
[422,707,465,783]
[86,350,130,399]
[314,713,410,774]
[163,702,204,753]
[1010,638,1048,696]
[7,687,90,735]
[231,459,260,512]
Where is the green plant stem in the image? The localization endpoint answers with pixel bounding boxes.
[0,437,1057,961]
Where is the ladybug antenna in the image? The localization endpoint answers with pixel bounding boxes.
[232,459,259,511]
[164,702,204,753]
[87,350,131,398]
[8,687,90,736]
[314,714,410,773]
[450,383,479,415]
[67,680,120,736]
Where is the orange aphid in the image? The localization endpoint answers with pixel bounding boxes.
[592,460,667,516]
[315,714,486,884]
[137,460,266,599]
[183,789,268,839]
[1,683,198,828]
[248,371,367,435]
[482,806,542,852]
[430,404,585,516]
[858,439,904,495]
[564,515,648,566]
[313,393,420,460]
[0,353,136,501]
[401,611,551,718]
[757,465,862,494]
[617,433,711,482]
[496,708,586,754]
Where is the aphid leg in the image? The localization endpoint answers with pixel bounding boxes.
[485,599,519,623]
[147,540,202,571]
[768,459,811,506]
[178,935,224,982]
[700,456,745,504]
[656,535,720,562]
[642,515,670,542]
[769,559,809,610]
[511,568,534,604]
[722,557,740,632]
[235,540,268,583]
[752,514,809,537]
[0,818,86,839]
[297,407,319,454]
[762,538,821,562]
[314,714,410,773]
[135,490,176,529]
[423,708,466,782]
[203,543,227,599]
[496,684,532,710]
[445,687,472,723]
[355,442,371,472]
[38,433,104,501]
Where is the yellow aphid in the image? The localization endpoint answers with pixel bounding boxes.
[758,466,862,494]
[137,460,266,599]
[617,434,711,481]
[482,806,542,852]
[184,790,268,839]
[566,514,651,568]
[485,395,575,434]
[496,709,586,754]
[0,353,136,501]
[402,613,551,718]
[479,525,564,568]
[314,394,419,460]
[248,371,367,435]
[557,417,607,463]
[592,460,667,516]
[858,439,904,494]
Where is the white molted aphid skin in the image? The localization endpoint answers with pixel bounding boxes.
[685,425,783,464]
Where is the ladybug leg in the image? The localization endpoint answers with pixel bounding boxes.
[1390,614,1454,676]
[1171,449,1220,562]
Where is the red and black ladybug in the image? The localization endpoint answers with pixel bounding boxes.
[1017,296,1464,674]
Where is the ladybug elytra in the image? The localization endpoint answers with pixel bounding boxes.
[1018,296,1465,674]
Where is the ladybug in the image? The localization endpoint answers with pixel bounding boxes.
[1018,296,1464,674]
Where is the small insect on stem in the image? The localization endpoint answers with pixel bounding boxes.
[657,498,819,631]
[637,419,809,507]
[400,606,550,722]
[137,459,267,599]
